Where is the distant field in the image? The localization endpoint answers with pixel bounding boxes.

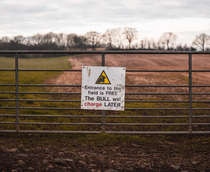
[69,54,210,69]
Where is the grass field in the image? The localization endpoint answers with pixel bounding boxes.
[0,56,79,131]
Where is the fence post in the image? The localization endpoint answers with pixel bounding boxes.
[102,53,106,133]
[15,54,19,132]
[188,53,192,134]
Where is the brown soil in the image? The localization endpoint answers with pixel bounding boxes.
[69,54,210,69]
[1,134,210,172]
[49,54,210,100]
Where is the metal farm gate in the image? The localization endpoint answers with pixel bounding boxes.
[0,50,210,134]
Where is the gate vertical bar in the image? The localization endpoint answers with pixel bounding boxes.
[102,53,106,132]
[188,53,192,134]
[15,54,19,132]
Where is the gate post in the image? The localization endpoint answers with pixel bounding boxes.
[102,53,106,133]
[15,54,19,132]
[188,53,192,134]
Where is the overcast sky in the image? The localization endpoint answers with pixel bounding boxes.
[0,0,210,46]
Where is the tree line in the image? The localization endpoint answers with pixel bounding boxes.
[0,27,210,56]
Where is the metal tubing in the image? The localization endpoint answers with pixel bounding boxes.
[192,123,210,126]
[191,131,210,134]
[105,115,189,118]
[18,69,82,72]
[125,108,188,110]
[0,50,210,54]
[105,123,188,126]
[19,122,102,125]
[4,114,209,118]
[16,99,190,103]
[193,93,210,95]
[0,92,192,95]
[19,84,81,87]
[0,99,16,101]
[16,115,188,118]
[0,92,16,94]
[193,108,210,110]
[126,93,189,95]
[18,115,102,118]
[19,92,80,95]
[19,107,81,110]
[0,107,16,109]
[105,131,190,134]
[0,122,16,124]
[18,99,80,102]
[102,53,106,133]
[0,84,15,86]
[15,54,19,132]
[188,53,192,133]
[126,70,189,72]
[0,115,16,117]
[192,101,210,103]
[0,69,15,71]
[192,85,210,87]
[192,115,210,118]
[102,111,105,132]
[0,130,102,134]
[126,85,189,87]
[1,130,210,134]
[192,70,210,72]
[125,100,188,103]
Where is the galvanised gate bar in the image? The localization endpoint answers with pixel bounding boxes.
[0,50,210,134]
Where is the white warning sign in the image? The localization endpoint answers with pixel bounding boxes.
[81,66,126,111]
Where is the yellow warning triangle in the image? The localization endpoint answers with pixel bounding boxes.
[95,70,111,84]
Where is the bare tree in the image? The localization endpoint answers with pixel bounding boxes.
[67,33,77,48]
[0,36,10,43]
[123,27,138,49]
[140,40,144,49]
[42,32,58,44]
[31,33,44,45]
[157,41,164,50]
[115,28,123,49]
[103,29,117,49]
[159,32,178,50]
[85,31,101,50]
[55,33,66,48]
[13,35,25,44]
[150,38,156,49]
[192,33,210,51]
[143,37,150,49]
[73,35,88,48]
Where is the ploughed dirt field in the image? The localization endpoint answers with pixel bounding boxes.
[52,54,210,100]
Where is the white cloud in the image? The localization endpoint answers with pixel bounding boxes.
[0,0,209,46]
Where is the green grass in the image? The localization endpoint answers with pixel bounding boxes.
[0,56,79,131]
